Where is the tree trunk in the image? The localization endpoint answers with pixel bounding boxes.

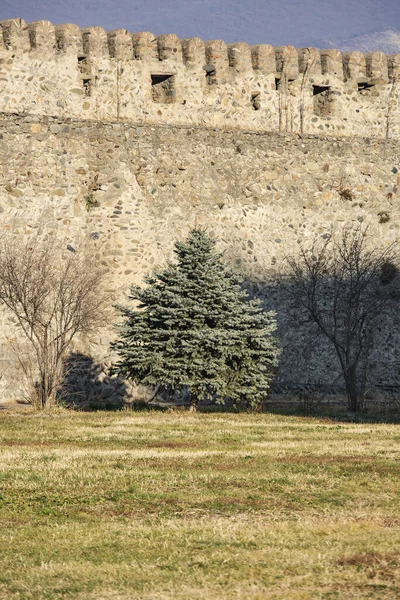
[189,391,199,412]
[35,366,58,410]
[344,365,360,411]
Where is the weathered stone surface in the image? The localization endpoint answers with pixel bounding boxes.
[0,116,399,400]
[0,19,399,402]
[0,20,398,138]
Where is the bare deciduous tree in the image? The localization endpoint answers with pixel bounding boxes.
[286,227,398,411]
[0,232,109,408]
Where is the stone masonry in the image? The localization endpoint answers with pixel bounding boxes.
[0,19,399,402]
[0,19,399,138]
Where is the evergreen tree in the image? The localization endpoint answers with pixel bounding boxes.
[111,230,280,409]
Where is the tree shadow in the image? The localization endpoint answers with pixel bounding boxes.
[59,352,129,411]
[58,261,400,422]
[262,392,400,424]
[241,266,400,423]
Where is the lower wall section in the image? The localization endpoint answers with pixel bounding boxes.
[0,115,400,400]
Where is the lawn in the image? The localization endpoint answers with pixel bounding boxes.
[0,409,399,599]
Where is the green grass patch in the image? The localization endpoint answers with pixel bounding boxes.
[0,410,399,599]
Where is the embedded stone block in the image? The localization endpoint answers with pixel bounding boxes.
[108,29,133,59]
[342,51,367,83]
[204,40,229,78]
[132,32,157,60]
[181,37,205,66]
[82,27,108,57]
[251,44,275,75]
[320,49,343,79]
[274,45,299,80]
[55,24,83,54]
[157,34,182,61]
[28,20,56,53]
[298,47,321,78]
[365,52,389,84]
[388,54,400,79]
[0,18,30,52]
[228,42,252,73]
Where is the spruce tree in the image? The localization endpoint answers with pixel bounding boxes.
[111,230,280,409]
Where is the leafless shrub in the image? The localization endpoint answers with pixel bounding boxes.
[286,226,398,412]
[0,231,109,409]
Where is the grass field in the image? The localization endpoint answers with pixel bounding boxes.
[0,409,399,599]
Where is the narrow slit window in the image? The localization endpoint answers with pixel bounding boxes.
[78,56,87,72]
[251,92,261,110]
[83,79,91,97]
[151,74,176,103]
[313,85,334,117]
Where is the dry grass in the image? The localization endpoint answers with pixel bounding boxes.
[0,409,399,599]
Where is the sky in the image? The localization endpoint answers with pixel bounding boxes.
[2,0,400,50]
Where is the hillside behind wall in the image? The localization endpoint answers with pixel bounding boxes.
[0,18,399,138]
[0,19,400,402]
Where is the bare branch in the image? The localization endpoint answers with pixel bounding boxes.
[285,225,398,411]
[0,231,110,408]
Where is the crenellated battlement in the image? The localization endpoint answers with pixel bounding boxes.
[1,18,398,81]
[0,18,399,138]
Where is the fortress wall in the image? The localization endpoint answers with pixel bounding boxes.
[0,115,399,400]
[0,19,399,138]
[0,18,399,401]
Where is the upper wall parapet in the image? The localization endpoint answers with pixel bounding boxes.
[1,18,399,84]
[0,18,399,139]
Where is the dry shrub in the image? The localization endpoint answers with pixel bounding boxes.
[0,230,110,408]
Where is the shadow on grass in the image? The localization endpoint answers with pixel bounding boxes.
[260,391,400,424]
[56,350,400,422]
[193,399,400,423]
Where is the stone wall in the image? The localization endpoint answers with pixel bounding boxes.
[0,19,399,139]
[0,114,399,401]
